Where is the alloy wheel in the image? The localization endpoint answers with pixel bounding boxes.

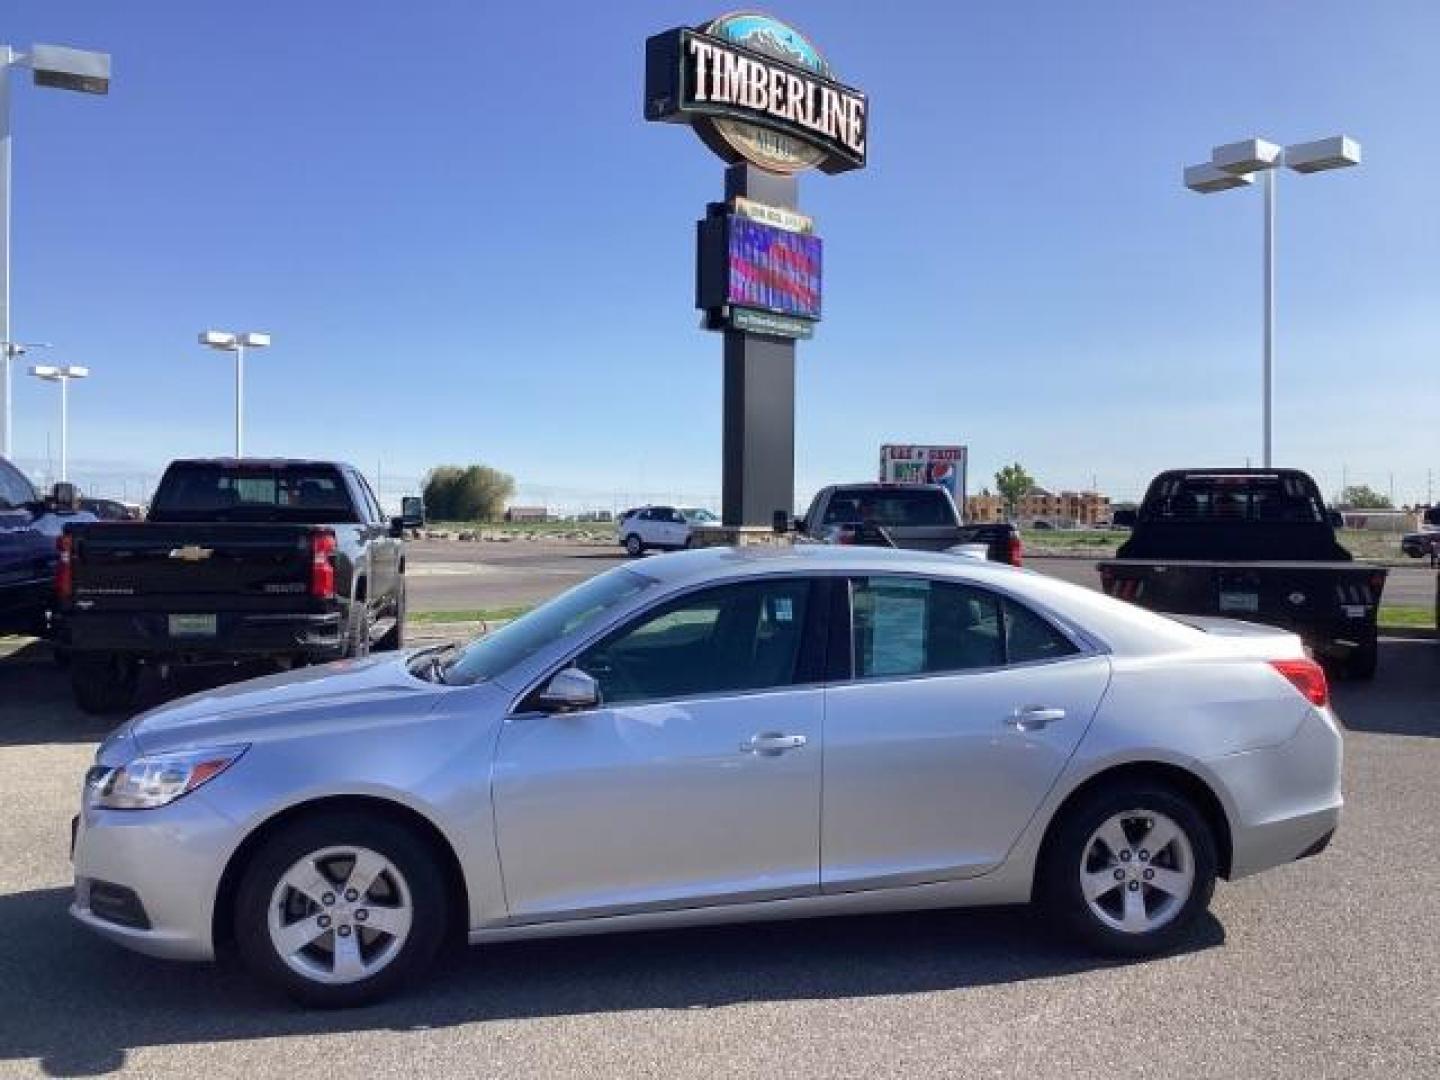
[1079,809,1195,934]
[267,845,414,985]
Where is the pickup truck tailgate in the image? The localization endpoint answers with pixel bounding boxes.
[1099,559,1386,626]
[68,524,316,608]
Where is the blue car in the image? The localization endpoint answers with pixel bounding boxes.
[0,456,92,636]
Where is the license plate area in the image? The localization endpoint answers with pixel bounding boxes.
[168,613,217,637]
[1218,591,1259,613]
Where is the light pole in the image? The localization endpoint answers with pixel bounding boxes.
[199,330,270,456]
[1184,136,1361,468]
[1,43,110,458]
[28,363,88,481]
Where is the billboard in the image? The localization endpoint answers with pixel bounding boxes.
[727,215,823,320]
[879,445,968,507]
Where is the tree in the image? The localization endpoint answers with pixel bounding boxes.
[422,464,516,522]
[1338,484,1392,510]
[994,463,1035,518]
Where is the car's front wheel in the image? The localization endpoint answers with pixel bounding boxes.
[1038,782,1217,957]
[234,811,449,1007]
[623,533,644,557]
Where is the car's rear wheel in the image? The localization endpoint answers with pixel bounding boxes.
[1038,783,1217,956]
[624,533,644,557]
[234,811,448,1007]
[70,653,139,714]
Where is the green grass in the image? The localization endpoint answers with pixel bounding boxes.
[1378,605,1435,630]
[409,606,531,625]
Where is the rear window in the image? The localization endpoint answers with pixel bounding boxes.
[1140,474,1324,524]
[823,488,954,527]
[149,464,359,523]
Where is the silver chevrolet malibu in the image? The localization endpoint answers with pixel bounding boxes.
[72,545,1342,1006]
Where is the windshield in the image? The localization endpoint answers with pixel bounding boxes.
[681,508,717,523]
[442,566,656,685]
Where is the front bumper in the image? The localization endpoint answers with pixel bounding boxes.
[1207,706,1344,880]
[69,791,241,962]
[59,608,345,663]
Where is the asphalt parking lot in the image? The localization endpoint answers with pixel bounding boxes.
[0,552,1436,1079]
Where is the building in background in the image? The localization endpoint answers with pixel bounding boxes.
[966,492,1006,523]
[966,487,1111,526]
[504,506,550,523]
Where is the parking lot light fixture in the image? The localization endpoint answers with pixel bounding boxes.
[1,42,110,458]
[199,329,270,457]
[1184,133,1361,468]
[28,362,88,481]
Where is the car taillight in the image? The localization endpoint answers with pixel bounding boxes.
[1007,533,1023,567]
[1269,658,1329,707]
[56,534,74,602]
[309,530,337,599]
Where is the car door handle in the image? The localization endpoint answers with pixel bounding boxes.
[741,732,808,755]
[1007,706,1066,731]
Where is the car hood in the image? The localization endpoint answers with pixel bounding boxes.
[125,652,446,754]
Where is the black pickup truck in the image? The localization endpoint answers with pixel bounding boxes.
[795,483,1023,565]
[57,458,423,712]
[1099,469,1387,678]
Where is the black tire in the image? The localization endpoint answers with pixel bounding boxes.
[1037,782,1217,958]
[1345,633,1378,680]
[70,653,139,715]
[233,810,449,1008]
[623,533,644,557]
[345,604,371,659]
[375,581,406,652]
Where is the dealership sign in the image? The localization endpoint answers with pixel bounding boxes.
[646,13,868,175]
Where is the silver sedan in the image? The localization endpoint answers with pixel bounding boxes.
[71,545,1342,1006]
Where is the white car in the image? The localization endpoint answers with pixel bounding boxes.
[617,506,718,556]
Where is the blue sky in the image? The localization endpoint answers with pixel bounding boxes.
[4,0,1437,509]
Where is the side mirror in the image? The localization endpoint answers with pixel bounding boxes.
[537,667,599,712]
[400,496,426,529]
[47,482,80,513]
[1111,509,1137,529]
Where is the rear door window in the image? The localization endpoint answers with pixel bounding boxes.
[850,577,1078,678]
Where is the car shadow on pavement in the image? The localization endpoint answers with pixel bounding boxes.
[1333,638,1440,738]
[0,886,1224,1077]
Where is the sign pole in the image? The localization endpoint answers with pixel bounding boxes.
[721,164,797,529]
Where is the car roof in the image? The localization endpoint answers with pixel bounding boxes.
[636,543,1012,586]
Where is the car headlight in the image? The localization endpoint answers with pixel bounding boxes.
[86,745,248,810]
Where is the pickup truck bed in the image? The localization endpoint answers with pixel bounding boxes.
[1100,469,1386,677]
